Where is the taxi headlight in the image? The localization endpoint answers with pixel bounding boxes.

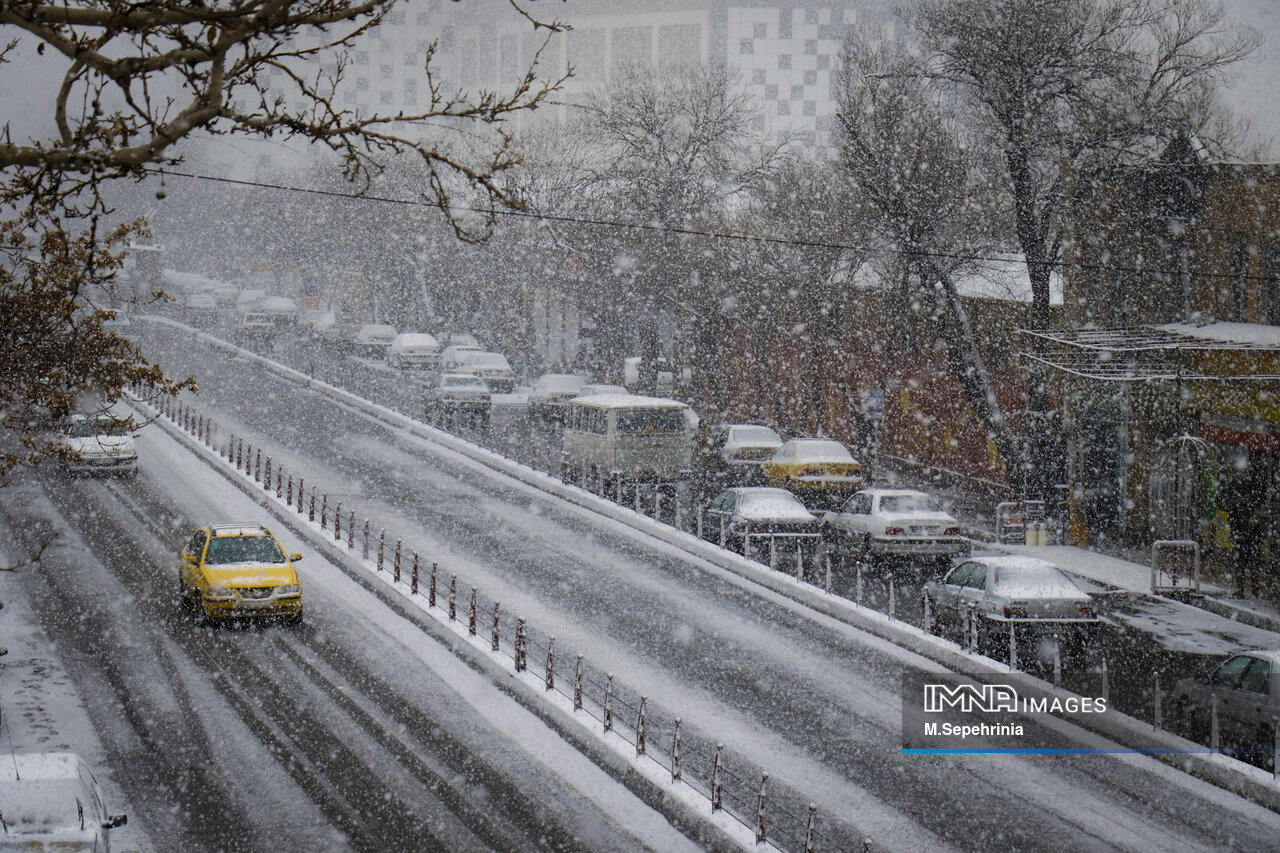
[277,584,302,595]
[206,587,236,599]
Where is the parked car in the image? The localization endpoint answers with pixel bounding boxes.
[1170,650,1280,761]
[704,423,783,487]
[235,312,276,347]
[701,487,821,563]
[439,343,483,372]
[386,332,440,369]
[182,292,218,317]
[353,323,397,356]
[924,556,1098,662]
[256,294,299,326]
[300,309,339,340]
[528,373,586,420]
[0,752,127,851]
[178,523,303,624]
[424,373,492,428]
[760,438,863,508]
[460,351,516,393]
[53,413,138,476]
[442,331,482,348]
[822,488,968,566]
[578,383,629,397]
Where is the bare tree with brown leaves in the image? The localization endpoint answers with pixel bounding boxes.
[0,0,568,471]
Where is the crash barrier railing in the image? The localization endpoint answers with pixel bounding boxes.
[1151,539,1201,596]
[696,510,823,577]
[130,385,867,853]
[558,452,690,530]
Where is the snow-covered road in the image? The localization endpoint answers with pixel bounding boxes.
[55,323,1273,851]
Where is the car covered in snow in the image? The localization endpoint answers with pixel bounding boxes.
[1169,650,1280,759]
[300,309,340,340]
[439,343,483,372]
[701,486,821,561]
[235,312,276,347]
[578,383,629,398]
[527,373,586,419]
[760,438,863,506]
[821,488,968,565]
[386,332,440,369]
[459,351,516,393]
[182,292,218,314]
[353,323,397,355]
[0,752,127,852]
[179,523,303,624]
[924,556,1098,660]
[53,413,138,476]
[424,373,492,427]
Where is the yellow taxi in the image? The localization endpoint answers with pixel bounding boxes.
[179,523,303,624]
[760,438,864,507]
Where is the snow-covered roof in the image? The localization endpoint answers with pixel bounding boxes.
[1158,322,1280,350]
[842,256,1064,304]
[572,394,688,410]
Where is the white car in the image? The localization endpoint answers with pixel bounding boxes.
[714,424,783,467]
[183,292,217,312]
[55,413,138,476]
[386,332,440,368]
[528,373,586,419]
[459,351,515,392]
[439,343,482,372]
[300,309,339,339]
[354,323,397,355]
[0,753,128,852]
[821,488,967,563]
[578,383,629,397]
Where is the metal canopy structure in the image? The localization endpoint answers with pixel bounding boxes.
[1018,326,1280,383]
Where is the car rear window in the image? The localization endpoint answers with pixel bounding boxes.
[205,535,286,565]
[879,494,943,514]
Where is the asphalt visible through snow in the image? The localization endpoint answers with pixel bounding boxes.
[72,321,1280,852]
[13,459,698,852]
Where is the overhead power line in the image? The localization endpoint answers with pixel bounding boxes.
[152,167,1278,286]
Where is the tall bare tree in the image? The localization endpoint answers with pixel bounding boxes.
[0,0,567,470]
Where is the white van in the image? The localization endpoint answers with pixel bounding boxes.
[387,332,440,368]
[562,394,697,485]
[457,351,515,392]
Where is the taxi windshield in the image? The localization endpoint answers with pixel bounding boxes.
[205,535,286,565]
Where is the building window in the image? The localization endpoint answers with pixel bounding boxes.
[613,26,653,75]
[386,11,404,26]
[568,28,605,81]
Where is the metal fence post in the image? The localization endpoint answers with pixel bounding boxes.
[697,508,703,541]
[795,542,804,581]
[805,804,817,853]
[362,519,369,560]
[1273,719,1279,782]
[923,591,932,635]
[236,438,243,470]
[309,488,316,523]
[636,696,647,756]
[1052,639,1062,688]
[264,456,272,490]
[320,494,327,529]
[769,535,777,569]
[888,577,896,621]
[604,673,614,731]
[255,448,261,482]
[348,511,355,549]
[515,618,527,671]
[1101,657,1109,701]
[634,482,641,512]
[411,553,419,595]
[430,562,438,607]
[469,588,477,635]
[492,603,501,652]
[287,475,293,507]
[755,772,769,844]
[1153,677,1163,731]
[1211,695,1220,753]
[449,576,457,620]
[334,503,341,541]
[856,561,864,604]
[672,718,682,782]
[825,553,832,594]
[276,469,283,499]
[1009,622,1017,670]
[393,538,401,582]
[545,637,554,690]
[711,744,723,812]
[574,654,584,711]
[297,478,305,513]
